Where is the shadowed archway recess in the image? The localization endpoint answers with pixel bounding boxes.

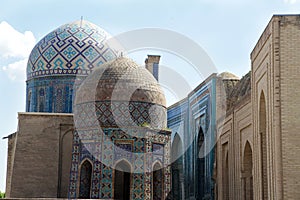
[243,141,253,200]
[79,160,92,199]
[153,162,164,200]
[114,160,131,200]
[172,133,184,199]
[259,92,268,199]
[196,127,205,200]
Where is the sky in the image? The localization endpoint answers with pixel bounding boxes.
[0,0,299,192]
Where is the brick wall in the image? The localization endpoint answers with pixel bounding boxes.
[217,15,300,200]
[6,113,73,198]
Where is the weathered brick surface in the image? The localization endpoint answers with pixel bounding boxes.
[217,15,300,200]
[278,16,300,199]
[217,98,252,200]
[6,113,73,198]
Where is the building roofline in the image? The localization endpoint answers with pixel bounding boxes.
[18,112,74,117]
[167,97,188,110]
[251,14,300,60]
[188,73,217,98]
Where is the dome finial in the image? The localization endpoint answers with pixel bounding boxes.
[80,16,83,28]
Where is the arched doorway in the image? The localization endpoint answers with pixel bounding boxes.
[171,133,183,199]
[114,160,131,200]
[223,149,229,200]
[243,141,253,200]
[79,159,92,198]
[153,162,164,200]
[58,130,73,197]
[259,92,268,199]
[196,127,205,200]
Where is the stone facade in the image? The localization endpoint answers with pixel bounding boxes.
[216,78,252,200]
[215,15,300,200]
[5,113,74,198]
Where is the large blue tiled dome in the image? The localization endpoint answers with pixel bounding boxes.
[26,20,118,113]
[27,20,118,79]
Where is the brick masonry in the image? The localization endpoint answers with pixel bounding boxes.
[216,15,300,200]
[5,113,74,198]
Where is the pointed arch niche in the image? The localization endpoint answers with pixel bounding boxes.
[78,159,92,199]
[171,133,183,199]
[222,145,229,200]
[153,161,164,200]
[38,88,45,112]
[242,141,253,200]
[196,127,205,199]
[114,160,131,200]
[259,91,268,199]
[55,88,64,113]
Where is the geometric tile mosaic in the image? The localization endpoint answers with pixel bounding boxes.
[27,20,118,79]
[26,20,118,113]
[26,76,81,113]
[74,101,167,130]
[68,127,172,199]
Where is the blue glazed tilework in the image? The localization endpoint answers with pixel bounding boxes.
[68,128,171,199]
[27,20,117,79]
[26,76,83,113]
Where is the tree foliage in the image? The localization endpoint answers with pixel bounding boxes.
[0,191,5,198]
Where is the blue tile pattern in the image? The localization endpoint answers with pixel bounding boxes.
[26,76,83,113]
[74,101,167,130]
[25,20,118,113]
[68,128,171,199]
[27,20,117,79]
[167,78,217,199]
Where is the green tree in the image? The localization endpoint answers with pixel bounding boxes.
[0,191,5,198]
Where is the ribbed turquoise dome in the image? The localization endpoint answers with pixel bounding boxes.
[27,20,118,79]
